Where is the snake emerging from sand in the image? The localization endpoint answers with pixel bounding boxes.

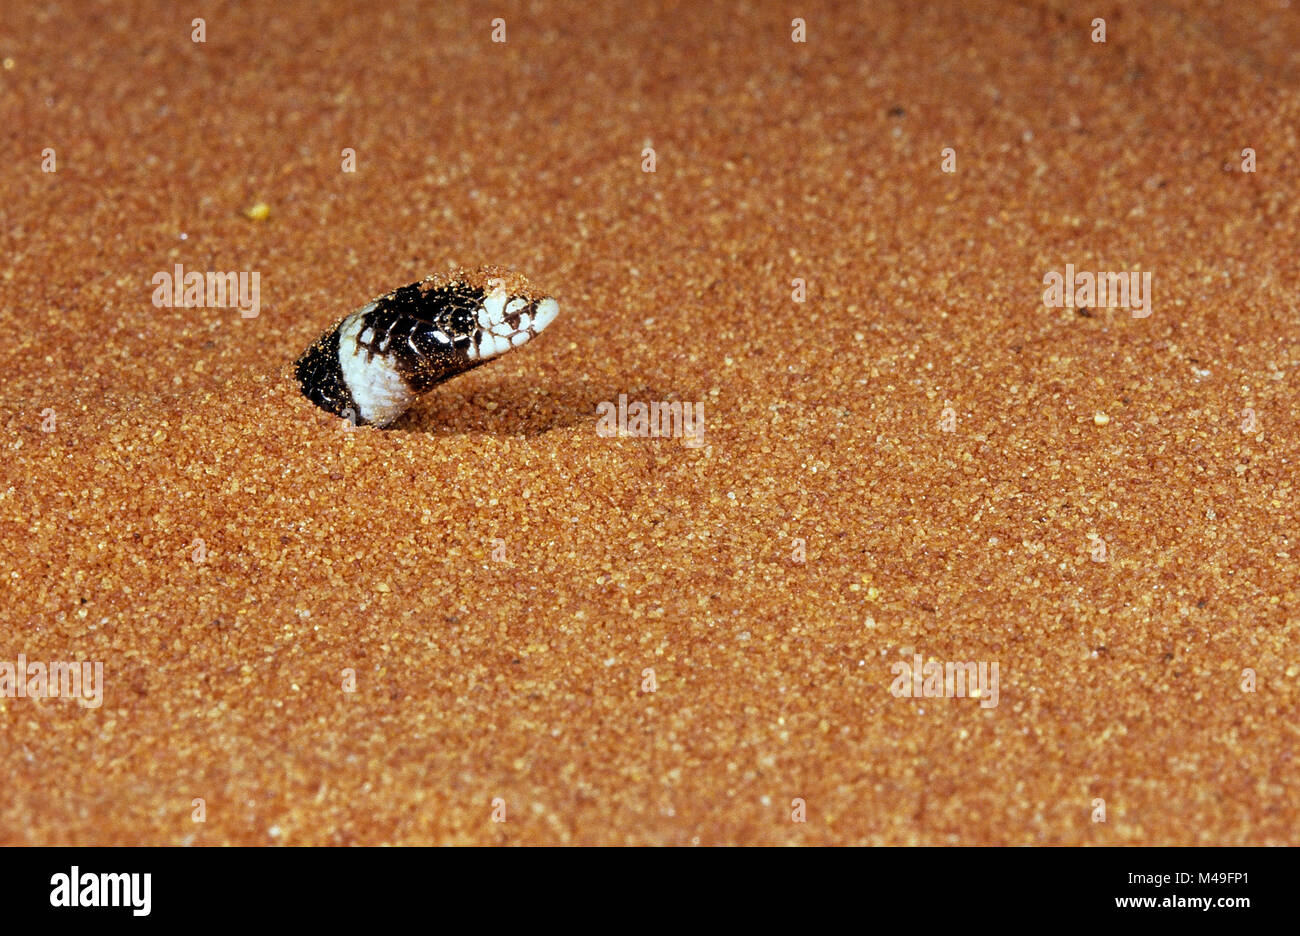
[294,266,559,427]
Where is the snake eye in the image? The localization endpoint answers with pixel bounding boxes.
[450,306,474,335]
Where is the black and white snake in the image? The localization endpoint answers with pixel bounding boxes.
[294,267,559,427]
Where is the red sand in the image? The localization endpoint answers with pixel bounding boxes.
[0,0,1296,844]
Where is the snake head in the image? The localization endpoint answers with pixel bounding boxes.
[295,266,560,427]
